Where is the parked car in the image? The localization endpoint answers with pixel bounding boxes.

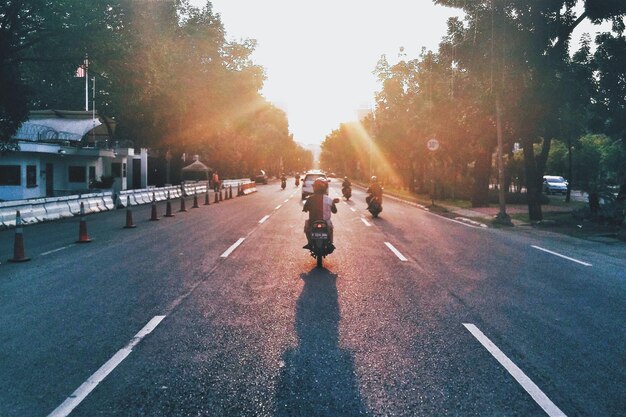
[542,175,568,195]
[301,170,327,199]
[255,170,268,184]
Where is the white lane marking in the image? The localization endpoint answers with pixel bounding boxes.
[350,207,356,212]
[48,315,166,417]
[259,215,270,224]
[275,204,282,210]
[463,323,567,417]
[41,245,74,256]
[283,199,289,203]
[221,238,245,258]
[361,218,371,227]
[531,245,592,267]
[384,242,408,261]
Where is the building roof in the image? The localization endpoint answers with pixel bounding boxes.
[13,110,116,143]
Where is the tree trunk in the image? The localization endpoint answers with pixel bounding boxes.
[522,140,543,221]
[471,147,492,207]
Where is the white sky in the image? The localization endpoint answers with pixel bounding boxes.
[195,0,612,146]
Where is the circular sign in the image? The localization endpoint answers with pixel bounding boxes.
[427,138,439,151]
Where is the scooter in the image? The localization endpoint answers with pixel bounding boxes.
[367,195,383,218]
[306,220,334,268]
[342,185,352,200]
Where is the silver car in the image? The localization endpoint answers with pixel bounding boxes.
[301,171,327,199]
[543,175,568,195]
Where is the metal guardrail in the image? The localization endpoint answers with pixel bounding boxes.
[0,179,257,228]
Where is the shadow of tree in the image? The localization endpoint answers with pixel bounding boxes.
[274,268,367,416]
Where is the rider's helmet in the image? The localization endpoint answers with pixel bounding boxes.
[371,176,377,182]
[313,178,328,194]
[344,176,349,181]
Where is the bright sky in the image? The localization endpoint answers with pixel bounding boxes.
[195,1,610,146]
[195,0,462,145]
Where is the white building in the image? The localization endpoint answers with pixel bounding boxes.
[0,110,148,201]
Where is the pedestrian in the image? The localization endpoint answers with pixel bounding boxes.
[212,171,220,192]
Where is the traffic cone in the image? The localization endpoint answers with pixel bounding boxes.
[8,211,30,262]
[229,186,233,199]
[214,191,219,204]
[76,202,91,243]
[192,188,199,208]
[165,191,174,217]
[219,189,223,201]
[237,184,241,197]
[150,192,159,221]
[179,195,188,212]
[204,189,210,205]
[123,196,136,228]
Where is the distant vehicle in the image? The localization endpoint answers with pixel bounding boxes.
[255,170,268,184]
[543,175,568,195]
[301,170,327,199]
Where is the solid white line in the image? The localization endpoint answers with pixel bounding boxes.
[41,245,74,256]
[221,238,245,258]
[531,245,592,267]
[48,315,166,417]
[275,204,282,210]
[463,323,567,417]
[259,215,270,224]
[361,218,371,227]
[350,207,356,212]
[384,242,408,261]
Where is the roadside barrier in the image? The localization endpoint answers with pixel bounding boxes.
[0,179,254,229]
[76,202,91,243]
[8,211,30,263]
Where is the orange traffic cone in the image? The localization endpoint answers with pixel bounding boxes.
[192,188,199,208]
[8,211,30,262]
[179,195,187,212]
[150,192,159,221]
[165,191,174,217]
[123,196,136,228]
[76,202,92,243]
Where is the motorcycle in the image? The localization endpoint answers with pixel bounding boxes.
[281,179,287,190]
[367,195,383,218]
[342,185,352,200]
[306,220,334,268]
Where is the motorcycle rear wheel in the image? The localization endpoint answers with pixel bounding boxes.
[316,254,323,268]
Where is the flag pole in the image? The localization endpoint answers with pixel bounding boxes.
[85,55,89,111]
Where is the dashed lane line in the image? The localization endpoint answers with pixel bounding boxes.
[40,244,74,256]
[361,217,372,227]
[220,238,245,258]
[463,323,568,417]
[47,315,166,417]
[350,207,356,212]
[384,242,408,261]
[531,245,592,267]
[283,199,289,203]
[275,204,282,210]
[259,215,270,224]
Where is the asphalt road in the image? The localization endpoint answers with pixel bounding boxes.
[0,182,624,417]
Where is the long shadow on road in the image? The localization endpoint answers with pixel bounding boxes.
[274,268,367,416]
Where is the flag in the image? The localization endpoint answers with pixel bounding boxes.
[75,57,88,78]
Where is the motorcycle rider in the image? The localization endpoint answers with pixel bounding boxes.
[342,176,351,189]
[295,172,300,187]
[302,178,339,252]
[280,173,287,189]
[366,175,383,208]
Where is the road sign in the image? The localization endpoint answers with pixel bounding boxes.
[427,138,439,151]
